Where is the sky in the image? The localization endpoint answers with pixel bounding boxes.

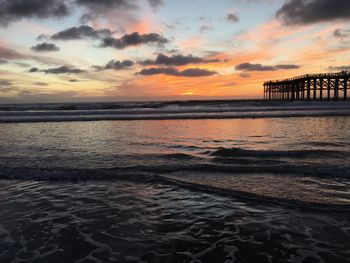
[0,0,350,103]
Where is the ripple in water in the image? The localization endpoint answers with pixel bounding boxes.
[0,180,349,263]
[0,114,350,262]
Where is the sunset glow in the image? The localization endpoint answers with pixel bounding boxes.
[1,0,350,103]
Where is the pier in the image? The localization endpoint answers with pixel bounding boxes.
[263,72,349,101]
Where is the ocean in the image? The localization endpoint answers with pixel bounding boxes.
[0,100,349,262]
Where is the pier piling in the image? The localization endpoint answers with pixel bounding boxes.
[264,72,349,101]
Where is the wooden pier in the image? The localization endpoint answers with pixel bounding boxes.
[263,72,349,101]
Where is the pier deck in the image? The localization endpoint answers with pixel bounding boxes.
[263,72,349,101]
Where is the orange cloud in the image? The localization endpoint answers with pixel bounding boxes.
[128,13,159,34]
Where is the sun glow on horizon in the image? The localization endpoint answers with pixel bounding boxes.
[182,91,195,96]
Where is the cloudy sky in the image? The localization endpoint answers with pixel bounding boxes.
[0,0,350,103]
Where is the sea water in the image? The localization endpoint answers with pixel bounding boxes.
[0,100,349,262]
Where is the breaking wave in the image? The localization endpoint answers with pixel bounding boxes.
[1,144,349,208]
[0,100,350,123]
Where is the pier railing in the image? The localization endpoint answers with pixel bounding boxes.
[263,72,349,101]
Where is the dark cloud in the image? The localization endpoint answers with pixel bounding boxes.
[139,67,176,76]
[236,63,300,71]
[0,59,7,64]
[105,59,134,70]
[227,13,239,23]
[200,25,213,33]
[333,29,350,38]
[29,67,40,73]
[76,0,163,19]
[36,66,86,74]
[75,0,138,22]
[277,0,350,25]
[0,0,69,26]
[93,59,134,71]
[147,0,164,9]
[37,34,50,41]
[31,42,60,52]
[101,32,168,49]
[141,53,219,66]
[166,67,217,77]
[329,65,350,71]
[91,65,104,71]
[43,66,86,74]
[138,67,217,77]
[274,64,300,70]
[0,0,165,26]
[69,79,79,82]
[51,25,113,40]
[75,0,135,12]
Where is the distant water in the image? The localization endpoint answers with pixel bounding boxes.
[0,100,349,262]
[0,100,350,122]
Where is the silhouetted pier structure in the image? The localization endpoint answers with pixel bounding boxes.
[264,72,349,101]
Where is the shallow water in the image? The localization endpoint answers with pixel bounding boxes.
[0,101,350,262]
[0,180,349,262]
[0,116,349,205]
